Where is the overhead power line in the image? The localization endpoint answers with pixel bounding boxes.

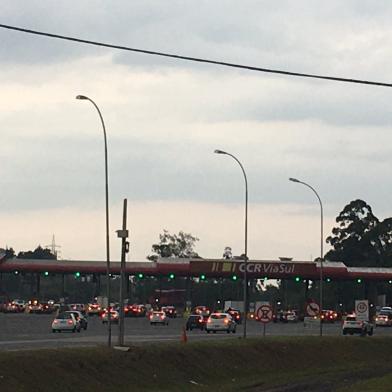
[1,23,392,88]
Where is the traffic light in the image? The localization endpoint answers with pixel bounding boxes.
[389,280,392,284]
[295,276,301,283]
[326,278,331,283]
[200,274,206,280]
[14,270,19,275]
[137,273,144,279]
[232,275,238,281]
[74,272,81,278]
[356,278,362,284]
[44,271,49,277]
[168,273,175,279]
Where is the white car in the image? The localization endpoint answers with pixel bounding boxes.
[342,314,373,336]
[12,299,26,312]
[150,311,169,325]
[64,310,88,330]
[206,313,236,334]
[286,311,299,322]
[52,312,81,333]
[375,311,392,327]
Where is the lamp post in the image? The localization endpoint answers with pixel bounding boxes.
[289,177,324,336]
[214,149,248,338]
[76,95,112,346]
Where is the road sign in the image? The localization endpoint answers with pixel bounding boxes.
[306,301,320,317]
[355,300,369,321]
[256,304,273,323]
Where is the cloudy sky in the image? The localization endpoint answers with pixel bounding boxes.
[1,1,392,262]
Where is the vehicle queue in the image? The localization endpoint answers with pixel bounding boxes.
[2,298,392,337]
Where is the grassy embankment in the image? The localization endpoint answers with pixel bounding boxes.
[1,337,392,391]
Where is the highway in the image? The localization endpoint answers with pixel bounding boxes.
[1,313,392,351]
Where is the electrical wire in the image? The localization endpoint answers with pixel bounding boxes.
[1,23,391,88]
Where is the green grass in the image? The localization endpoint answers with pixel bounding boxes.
[1,337,392,391]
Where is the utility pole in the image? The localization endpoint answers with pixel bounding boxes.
[117,199,129,347]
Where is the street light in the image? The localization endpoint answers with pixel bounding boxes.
[214,149,248,338]
[76,94,112,346]
[289,177,324,336]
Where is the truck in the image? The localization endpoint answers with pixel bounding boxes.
[224,301,244,312]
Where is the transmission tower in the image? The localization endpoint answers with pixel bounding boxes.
[45,234,61,259]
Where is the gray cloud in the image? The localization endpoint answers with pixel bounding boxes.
[2,0,392,225]
[2,126,392,222]
[2,0,392,80]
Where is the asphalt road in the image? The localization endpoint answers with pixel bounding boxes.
[1,313,391,351]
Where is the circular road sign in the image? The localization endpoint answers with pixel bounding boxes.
[306,301,320,317]
[256,304,273,323]
[356,301,368,314]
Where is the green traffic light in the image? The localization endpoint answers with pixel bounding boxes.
[295,276,301,282]
[137,273,144,279]
[169,273,175,279]
[326,278,331,283]
[232,275,238,281]
[75,272,81,278]
[389,280,392,284]
[357,278,362,284]
[44,271,49,277]
[200,274,206,280]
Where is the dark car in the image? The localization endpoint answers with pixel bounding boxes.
[39,302,55,314]
[65,311,88,330]
[162,306,177,318]
[186,314,206,331]
[193,306,211,319]
[226,308,242,324]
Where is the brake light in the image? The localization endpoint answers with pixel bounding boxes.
[149,315,153,320]
[207,318,211,323]
[224,318,229,324]
[54,320,58,324]
[68,320,73,325]
[160,316,164,320]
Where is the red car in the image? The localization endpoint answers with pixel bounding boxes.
[194,306,211,319]
[87,303,102,316]
[125,304,146,317]
[321,309,338,323]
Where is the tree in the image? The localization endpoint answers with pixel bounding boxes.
[17,245,57,260]
[147,230,200,261]
[0,247,15,260]
[324,199,392,313]
[325,199,380,267]
[5,247,15,259]
[367,217,392,267]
